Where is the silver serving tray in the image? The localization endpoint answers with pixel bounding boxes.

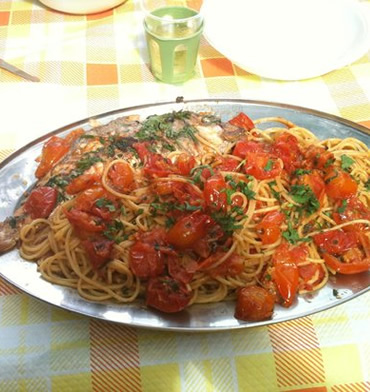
[0,99,369,331]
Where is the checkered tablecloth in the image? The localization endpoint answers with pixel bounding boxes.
[0,0,370,391]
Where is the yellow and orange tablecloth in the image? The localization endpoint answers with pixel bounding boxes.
[0,1,370,391]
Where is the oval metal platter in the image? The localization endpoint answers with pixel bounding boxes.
[0,99,369,331]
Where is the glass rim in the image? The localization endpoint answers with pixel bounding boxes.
[140,0,203,23]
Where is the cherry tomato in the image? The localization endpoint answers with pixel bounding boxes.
[64,208,105,233]
[144,154,177,178]
[108,161,134,192]
[244,152,282,180]
[64,128,85,143]
[81,239,114,269]
[272,132,302,174]
[298,263,325,291]
[166,212,213,250]
[234,285,276,321]
[198,252,244,278]
[132,142,150,161]
[313,230,359,255]
[302,145,334,169]
[65,172,100,195]
[255,211,285,245]
[167,256,197,284]
[35,136,70,179]
[333,196,370,232]
[23,186,58,219]
[129,229,173,279]
[146,276,192,313]
[215,156,241,172]
[300,171,326,204]
[233,140,267,159]
[176,153,196,176]
[323,253,370,274]
[203,174,228,211]
[272,243,307,307]
[229,112,255,131]
[325,169,358,199]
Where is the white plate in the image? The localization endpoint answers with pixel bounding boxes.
[202,0,370,80]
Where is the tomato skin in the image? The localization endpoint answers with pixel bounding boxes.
[215,156,241,172]
[23,186,58,219]
[233,140,266,158]
[167,256,197,284]
[298,263,325,291]
[66,172,101,195]
[166,212,213,250]
[203,174,228,211]
[234,285,275,321]
[35,136,70,179]
[272,132,302,174]
[300,171,326,204]
[198,252,244,278]
[333,197,370,232]
[229,112,255,131]
[313,230,359,255]
[256,211,285,245]
[323,253,370,274]
[144,154,177,178]
[108,161,134,192]
[132,142,150,161]
[243,152,282,180]
[81,239,114,269]
[64,208,105,232]
[176,153,196,176]
[146,276,192,313]
[303,145,334,169]
[325,169,358,199]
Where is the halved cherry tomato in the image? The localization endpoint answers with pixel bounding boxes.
[215,156,241,172]
[302,145,334,170]
[132,142,150,161]
[272,132,302,174]
[167,256,197,284]
[176,153,196,176]
[144,154,177,178]
[244,152,282,180]
[323,253,370,274]
[35,136,70,179]
[166,212,213,250]
[64,208,105,232]
[81,239,114,269]
[229,112,255,131]
[271,243,308,307]
[108,161,134,192]
[23,186,58,219]
[298,263,326,291]
[146,276,192,313]
[325,169,358,199]
[198,252,244,278]
[233,140,267,159]
[333,196,370,232]
[255,211,285,245]
[66,172,100,195]
[234,285,276,321]
[129,228,174,279]
[203,174,228,211]
[313,230,359,255]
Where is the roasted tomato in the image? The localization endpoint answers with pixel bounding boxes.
[129,228,174,279]
[176,153,196,176]
[64,208,105,233]
[108,161,134,193]
[234,285,276,321]
[302,145,334,169]
[243,152,282,180]
[23,186,58,219]
[323,253,370,275]
[313,230,359,255]
[271,243,308,307]
[81,239,114,269]
[214,156,241,173]
[198,252,244,278]
[325,169,358,199]
[298,263,326,291]
[35,136,70,179]
[167,256,197,284]
[299,171,326,204]
[255,211,285,245]
[229,112,255,131]
[272,132,302,174]
[233,140,267,158]
[166,212,213,250]
[144,154,177,178]
[333,196,370,232]
[146,276,192,313]
[204,174,228,211]
[66,172,100,195]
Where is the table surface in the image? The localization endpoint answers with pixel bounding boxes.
[0,0,369,391]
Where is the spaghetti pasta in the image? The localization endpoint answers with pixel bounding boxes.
[14,110,370,320]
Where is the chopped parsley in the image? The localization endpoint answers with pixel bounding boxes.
[293,169,312,177]
[289,184,320,216]
[190,165,215,184]
[365,178,370,191]
[95,198,116,212]
[211,211,243,235]
[264,159,274,172]
[103,219,124,242]
[268,180,281,202]
[282,222,311,244]
[340,154,355,171]
[226,176,255,200]
[46,175,70,189]
[337,199,348,214]
[75,153,103,173]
